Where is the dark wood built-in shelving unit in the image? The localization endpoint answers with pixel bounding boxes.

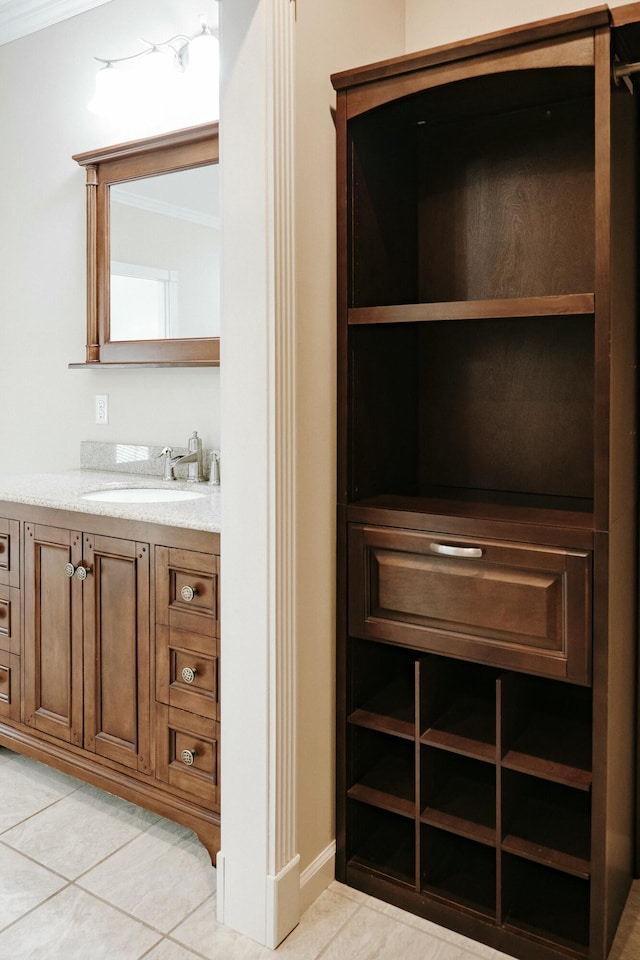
[334,6,639,959]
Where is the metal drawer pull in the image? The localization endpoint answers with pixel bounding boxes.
[181,748,197,766]
[181,585,196,602]
[64,562,76,578]
[75,565,92,581]
[430,543,484,559]
[181,666,197,684]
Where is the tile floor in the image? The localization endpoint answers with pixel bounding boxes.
[0,745,639,960]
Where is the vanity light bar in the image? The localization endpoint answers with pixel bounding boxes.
[88,22,219,120]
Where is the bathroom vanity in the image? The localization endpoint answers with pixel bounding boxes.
[0,470,220,860]
[334,6,639,960]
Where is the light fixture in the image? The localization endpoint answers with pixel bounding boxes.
[88,23,219,123]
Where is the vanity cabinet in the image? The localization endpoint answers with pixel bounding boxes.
[0,502,220,860]
[0,517,20,721]
[23,523,151,773]
[155,546,220,807]
[333,7,638,960]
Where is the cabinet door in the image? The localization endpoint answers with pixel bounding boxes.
[24,524,83,746]
[83,534,151,774]
[349,524,592,683]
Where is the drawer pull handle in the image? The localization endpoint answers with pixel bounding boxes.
[181,666,197,684]
[181,748,197,766]
[430,543,483,559]
[181,585,196,602]
[64,562,76,578]
[75,565,92,581]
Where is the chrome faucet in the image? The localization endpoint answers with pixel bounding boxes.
[158,446,197,481]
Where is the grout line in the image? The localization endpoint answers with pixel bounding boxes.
[0,880,73,936]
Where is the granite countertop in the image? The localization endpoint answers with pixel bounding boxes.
[0,470,221,533]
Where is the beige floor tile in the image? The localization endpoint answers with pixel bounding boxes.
[0,884,161,960]
[172,896,269,960]
[320,905,490,960]
[274,887,361,958]
[142,938,206,960]
[609,880,640,960]
[0,754,82,832]
[78,817,216,932]
[2,783,160,879]
[367,898,497,958]
[0,844,67,930]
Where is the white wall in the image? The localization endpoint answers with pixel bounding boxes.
[0,0,220,477]
[405,0,629,50]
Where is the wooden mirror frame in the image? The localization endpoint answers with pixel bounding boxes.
[71,122,220,367]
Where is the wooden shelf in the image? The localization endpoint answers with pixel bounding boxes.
[421,829,497,919]
[348,293,595,326]
[348,752,415,818]
[503,714,592,790]
[348,803,416,887]
[348,677,415,740]
[503,857,590,954]
[502,776,591,878]
[347,491,594,535]
[421,771,496,846]
[422,695,496,762]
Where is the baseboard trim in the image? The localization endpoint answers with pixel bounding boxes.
[299,841,336,914]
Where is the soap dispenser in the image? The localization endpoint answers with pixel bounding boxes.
[187,430,204,482]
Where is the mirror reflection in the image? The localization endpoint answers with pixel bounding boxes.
[110,165,220,341]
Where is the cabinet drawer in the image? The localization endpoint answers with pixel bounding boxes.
[0,518,20,588]
[0,585,20,655]
[156,547,219,636]
[349,524,591,683]
[156,704,219,807]
[0,650,20,721]
[156,625,218,720]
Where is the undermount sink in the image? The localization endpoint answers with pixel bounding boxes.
[81,487,207,504]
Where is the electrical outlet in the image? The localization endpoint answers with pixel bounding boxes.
[95,394,109,425]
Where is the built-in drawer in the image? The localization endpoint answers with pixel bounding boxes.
[349,524,591,684]
[0,518,20,588]
[156,547,219,636]
[0,585,20,655]
[156,625,218,720]
[0,649,20,721]
[156,704,219,807]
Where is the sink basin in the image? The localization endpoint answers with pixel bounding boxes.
[81,487,207,504]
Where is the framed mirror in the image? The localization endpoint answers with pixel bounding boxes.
[71,122,219,367]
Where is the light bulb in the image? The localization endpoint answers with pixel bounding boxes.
[88,63,126,115]
[185,29,219,120]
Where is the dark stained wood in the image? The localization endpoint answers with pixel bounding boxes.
[348,294,595,325]
[349,523,591,683]
[335,8,639,959]
[331,7,608,91]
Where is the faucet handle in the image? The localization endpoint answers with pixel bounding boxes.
[158,446,176,481]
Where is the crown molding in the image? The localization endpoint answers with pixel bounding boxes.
[0,0,112,46]
[110,186,221,230]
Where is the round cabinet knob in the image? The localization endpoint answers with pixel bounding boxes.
[180,585,196,603]
[181,666,197,684]
[75,565,91,581]
[64,563,76,578]
[181,748,197,766]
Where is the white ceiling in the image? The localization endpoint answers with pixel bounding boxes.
[0,0,112,46]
